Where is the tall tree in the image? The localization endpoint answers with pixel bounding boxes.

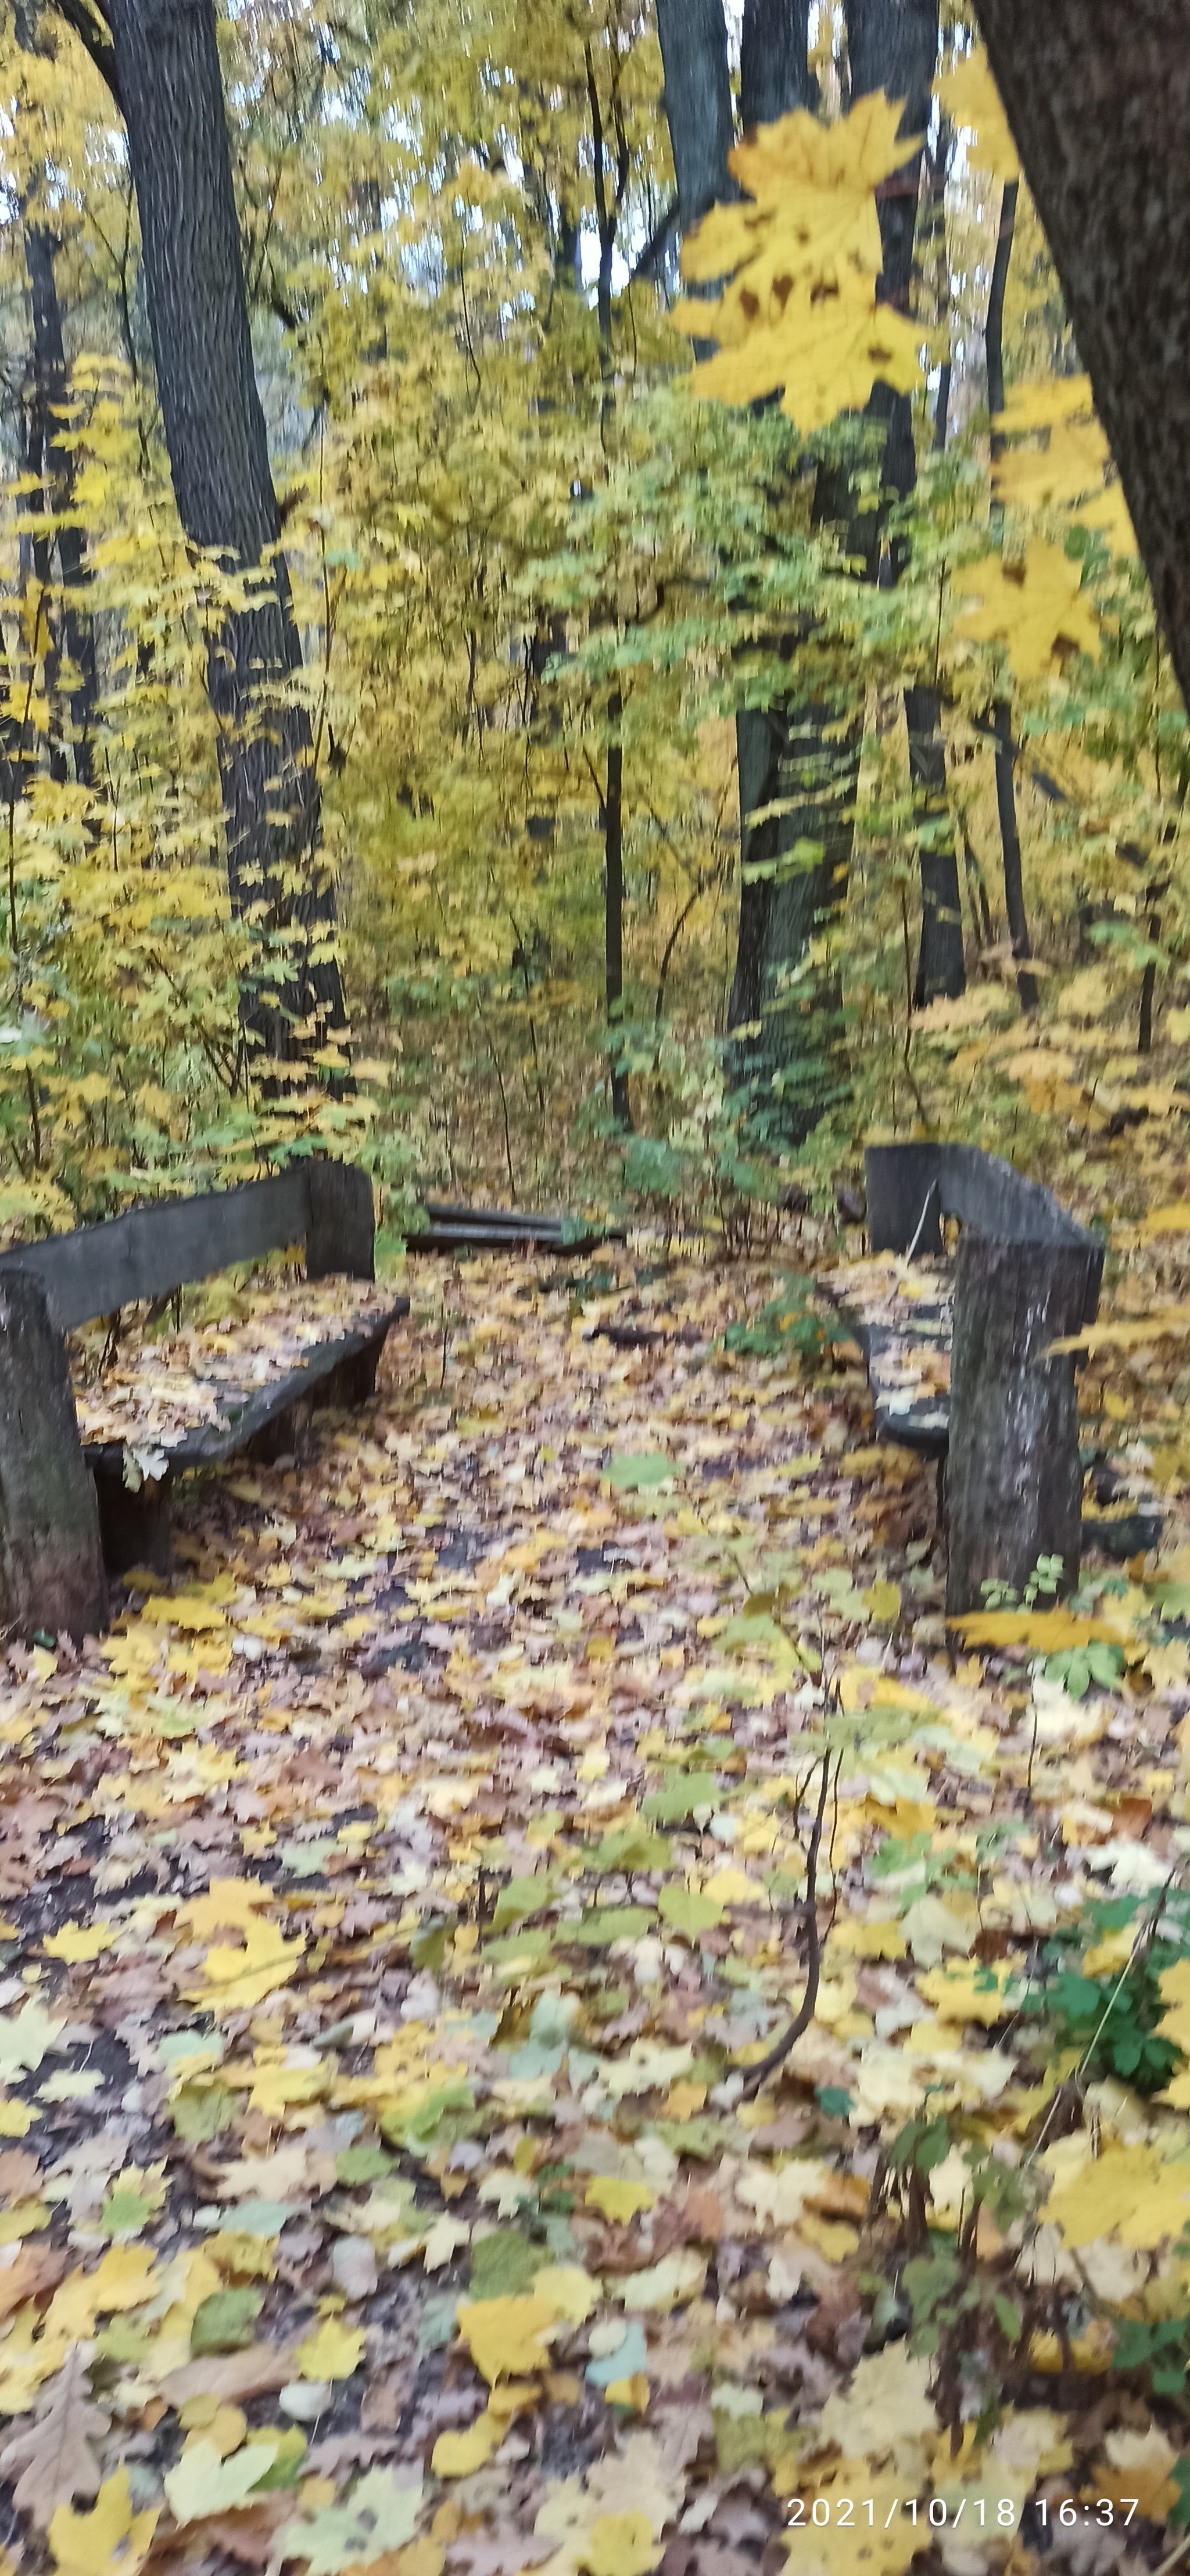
[972,0,1190,721]
[53,0,347,1079]
[848,0,966,1007]
[16,3,98,790]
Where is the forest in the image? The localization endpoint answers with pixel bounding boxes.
[0,0,1180,1240]
[5,6,1190,2576]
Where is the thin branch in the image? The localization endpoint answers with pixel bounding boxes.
[740,1753,834,2100]
[628,195,679,288]
[50,0,120,106]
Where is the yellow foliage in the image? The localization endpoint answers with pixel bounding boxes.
[952,540,1101,682]
[935,45,1020,178]
[676,97,924,431]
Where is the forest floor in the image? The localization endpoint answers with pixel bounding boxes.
[3,1246,1190,2576]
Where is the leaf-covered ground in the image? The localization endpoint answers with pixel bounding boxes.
[5,1249,1190,2576]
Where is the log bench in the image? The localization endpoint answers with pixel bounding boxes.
[821,1143,1105,1617]
[0,1160,408,1642]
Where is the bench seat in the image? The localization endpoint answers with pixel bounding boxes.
[0,1159,400,1636]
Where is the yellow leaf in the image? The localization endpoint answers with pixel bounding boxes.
[185,1916,304,2017]
[48,2470,157,2576]
[584,2179,658,2225]
[862,1580,901,1623]
[916,1959,1017,2025]
[829,1916,906,1961]
[578,2513,663,2576]
[604,2374,650,2412]
[432,2410,502,2477]
[935,45,1019,178]
[1044,2144,1190,2249]
[296,2319,364,2381]
[953,539,1100,682]
[952,1609,1119,1650]
[532,2266,599,2325]
[1138,1203,1190,1241]
[0,2100,37,2136]
[1049,1305,1190,1355]
[43,1921,117,1964]
[456,2295,562,2385]
[676,96,924,433]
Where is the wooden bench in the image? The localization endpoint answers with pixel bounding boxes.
[822,1143,1104,1617]
[0,1160,408,1642]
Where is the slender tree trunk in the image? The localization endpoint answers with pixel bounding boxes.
[655,0,735,224]
[984,175,1037,1015]
[15,2,98,791]
[973,0,1190,718]
[603,698,630,1127]
[106,0,346,1077]
[847,0,966,1008]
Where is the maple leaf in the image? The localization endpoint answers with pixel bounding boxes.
[272,2467,422,2573]
[47,2468,157,2576]
[0,2345,109,2530]
[674,96,924,432]
[952,539,1101,681]
[163,2436,282,2524]
[456,2294,564,2385]
[935,44,1020,178]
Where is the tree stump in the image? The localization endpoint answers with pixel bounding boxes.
[946,1235,1096,1618]
[0,1271,107,1640]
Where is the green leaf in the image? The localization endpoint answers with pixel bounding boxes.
[657,1884,725,1936]
[171,2082,235,2144]
[191,2288,263,2354]
[570,1905,656,1947]
[642,1775,726,1823]
[468,2229,541,2301]
[606,1453,677,1491]
[335,2144,395,2186]
[273,2468,424,2576]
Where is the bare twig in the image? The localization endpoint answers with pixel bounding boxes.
[740,1751,834,2100]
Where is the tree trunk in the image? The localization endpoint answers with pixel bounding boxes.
[604,696,631,1128]
[973,0,1190,717]
[984,176,1038,1015]
[0,1270,107,1643]
[23,224,98,789]
[908,684,965,1001]
[106,0,346,1076]
[847,0,966,1008]
[655,0,735,224]
[946,1234,1094,1617]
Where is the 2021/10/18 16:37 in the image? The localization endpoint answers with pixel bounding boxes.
[784,2498,1141,2531]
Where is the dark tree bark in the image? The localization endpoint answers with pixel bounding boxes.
[603,700,630,1127]
[848,0,966,1005]
[655,0,734,225]
[741,0,815,127]
[0,1270,107,1642]
[973,0,1190,718]
[15,4,99,789]
[87,0,346,1074]
[946,1234,1094,1617]
[23,227,99,789]
[984,176,1038,1015]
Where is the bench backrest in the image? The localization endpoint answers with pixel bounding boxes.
[864,1142,1103,1322]
[0,1160,374,1333]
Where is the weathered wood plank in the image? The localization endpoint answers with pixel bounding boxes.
[82,1302,407,1478]
[945,1235,1096,1616]
[0,1270,107,1639]
[0,1171,312,1332]
[865,1142,1103,1320]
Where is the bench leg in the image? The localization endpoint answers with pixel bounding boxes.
[312,1326,388,1411]
[93,1469,174,1580]
[945,1236,1095,1619]
[0,1271,108,1640]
